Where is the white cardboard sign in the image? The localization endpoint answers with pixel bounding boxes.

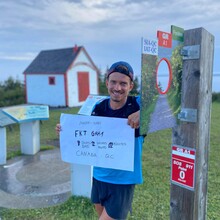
[60,114,135,171]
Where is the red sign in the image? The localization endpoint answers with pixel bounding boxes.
[171,145,196,190]
[157,31,172,48]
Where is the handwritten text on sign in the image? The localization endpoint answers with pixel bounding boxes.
[171,145,196,190]
[60,114,135,171]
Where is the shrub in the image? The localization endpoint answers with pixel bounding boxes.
[0,77,25,107]
[212,92,220,103]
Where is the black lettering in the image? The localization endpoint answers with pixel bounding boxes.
[75,130,87,137]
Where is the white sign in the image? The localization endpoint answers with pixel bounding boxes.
[60,114,135,171]
[142,38,158,55]
[78,95,108,116]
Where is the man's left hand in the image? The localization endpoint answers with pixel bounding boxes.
[128,110,140,129]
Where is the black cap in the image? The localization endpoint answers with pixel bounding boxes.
[107,61,134,81]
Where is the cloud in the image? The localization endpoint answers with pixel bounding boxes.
[1,0,220,33]
[0,0,219,49]
[0,0,219,85]
[0,52,36,61]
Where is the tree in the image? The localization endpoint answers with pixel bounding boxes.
[167,45,183,115]
[0,77,25,107]
[98,70,108,95]
[130,75,139,96]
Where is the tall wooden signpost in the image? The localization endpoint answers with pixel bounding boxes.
[170,28,214,219]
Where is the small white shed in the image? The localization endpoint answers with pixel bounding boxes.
[23,45,99,107]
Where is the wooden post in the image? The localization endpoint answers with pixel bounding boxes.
[170,28,214,220]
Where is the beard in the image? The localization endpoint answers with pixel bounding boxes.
[111,97,121,102]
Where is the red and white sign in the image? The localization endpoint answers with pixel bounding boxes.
[171,145,196,190]
[157,31,172,48]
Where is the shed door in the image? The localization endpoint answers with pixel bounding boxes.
[78,72,90,102]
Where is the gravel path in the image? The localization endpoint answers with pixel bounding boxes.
[148,94,177,133]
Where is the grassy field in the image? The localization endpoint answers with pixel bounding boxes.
[0,103,219,220]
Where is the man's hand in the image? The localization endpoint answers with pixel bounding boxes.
[128,110,140,129]
[55,123,62,136]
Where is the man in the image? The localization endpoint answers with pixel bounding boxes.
[56,61,143,219]
[90,61,144,219]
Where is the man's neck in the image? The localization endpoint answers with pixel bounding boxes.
[109,98,127,110]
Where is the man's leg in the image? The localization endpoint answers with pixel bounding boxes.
[98,206,114,220]
[94,203,104,217]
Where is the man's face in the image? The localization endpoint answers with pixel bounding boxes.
[106,72,133,104]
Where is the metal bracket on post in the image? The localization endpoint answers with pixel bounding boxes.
[178,108,197,123]
[180,45,200,60]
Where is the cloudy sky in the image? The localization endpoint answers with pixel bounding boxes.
[0,0,219,86]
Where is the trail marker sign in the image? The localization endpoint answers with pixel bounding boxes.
[142,38,158,55]
[171,145,196,190]
[157,30,172,48]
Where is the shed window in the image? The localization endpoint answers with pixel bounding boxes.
[49,76,55,85]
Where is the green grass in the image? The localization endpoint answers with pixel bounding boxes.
[140,94,158,135]
[206,102,220,220]
[1,103,219,220]
[0,197,98,220]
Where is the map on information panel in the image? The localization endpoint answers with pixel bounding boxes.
[0,105,49,127]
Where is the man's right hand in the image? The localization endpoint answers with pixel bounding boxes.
[55,123,62,136]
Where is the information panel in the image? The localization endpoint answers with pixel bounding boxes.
[2,105,49,123]
[171,145,196,190]
[0,110,16,127]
